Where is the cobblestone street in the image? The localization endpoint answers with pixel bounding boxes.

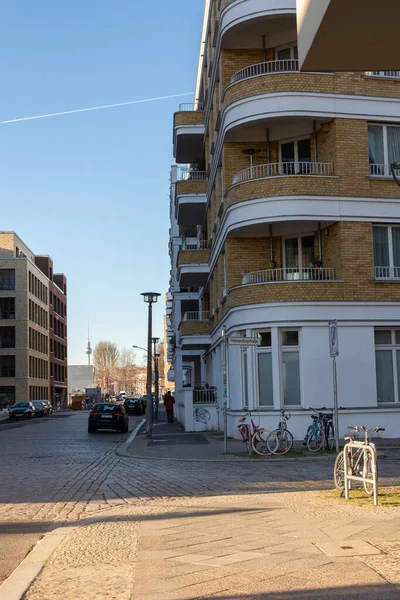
[1,411,400,598]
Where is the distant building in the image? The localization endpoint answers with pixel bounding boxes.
[0,231,66,405]
[68,365,95,394]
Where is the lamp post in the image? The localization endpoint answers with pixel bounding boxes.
[152,337,160,420]
[391,162,400,187]
[140,292,160,439]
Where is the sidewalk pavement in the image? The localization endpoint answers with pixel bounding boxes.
[0,410,9,423]
[20,486,400,599]
[121,414,400,462]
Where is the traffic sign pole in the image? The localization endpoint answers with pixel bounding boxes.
[329,320,340,453]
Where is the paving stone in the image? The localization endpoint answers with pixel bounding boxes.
[316,540,383,557]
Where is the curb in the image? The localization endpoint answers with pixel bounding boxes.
[0,525,76,600]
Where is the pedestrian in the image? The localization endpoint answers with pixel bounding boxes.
[163,391,175,424]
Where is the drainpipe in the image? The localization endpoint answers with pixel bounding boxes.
[262,35,267,63]
[313,120,318,163]
[269,225,273,261]
[318,222,322,261]
[266,128,270,164]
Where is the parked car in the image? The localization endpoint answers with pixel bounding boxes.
[42,400,53,417]
[124,398,143,415]
[88,403,129,433]
[31,400,47,417]
[9,402,36,420]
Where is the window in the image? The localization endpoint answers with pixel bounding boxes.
[0,298,15,319]
[280,137,311,174]
[281,330,301,406]
[283,235,315,280]
[369,124,400,176]
[0,386,15,405]
[276,45,298,61]
[257,331,273,406]
[375,329,400,403]
[0,327,15,349]
[0,269,15,291]
[0,356,15,378]
[373,226,400,280]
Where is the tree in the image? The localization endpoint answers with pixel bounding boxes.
[93,341,119,388]
[118,348,138,392]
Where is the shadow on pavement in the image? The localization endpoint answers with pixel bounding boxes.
[185,586,400,599]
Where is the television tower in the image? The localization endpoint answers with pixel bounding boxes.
[85,320,93,366]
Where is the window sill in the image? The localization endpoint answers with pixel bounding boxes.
[367,175,395,181]
[372,279,400,283]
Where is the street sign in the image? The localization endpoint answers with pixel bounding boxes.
[228,337,261,347]
[329,320,339,357]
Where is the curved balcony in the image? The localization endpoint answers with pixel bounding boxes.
[226,162,338,207]
[175,169,207,226]
[242,267,336,285]
[179,312,211,347]
[177,246,210,288]
[173,104,205,164]
[223,59,335,107]
[219,1,296,49]
[228,279,344,309]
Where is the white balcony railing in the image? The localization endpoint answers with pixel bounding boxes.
[242,268,335,285]
[232,162,334,185]
[193,388,217,404]
[183,311,210,321]
[231,59,299,84]
[182,238,208,250]
[178,169,206,181]
[366,71,400,79]
[370,164,394,177]
[375,266,400,280]
[178,103,204,111]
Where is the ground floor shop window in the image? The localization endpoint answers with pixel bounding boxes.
[281,330,301,406]
[375,329,400,403]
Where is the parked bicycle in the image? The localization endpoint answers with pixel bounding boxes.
[266,409,294,456]
[334,426,385,496]
[237,411,271,456]
[304,407,335,452]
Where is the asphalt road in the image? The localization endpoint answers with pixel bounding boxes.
[0,410,137,584]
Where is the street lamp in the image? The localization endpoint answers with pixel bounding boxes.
[391,162,400,187]
[141,292,161,439]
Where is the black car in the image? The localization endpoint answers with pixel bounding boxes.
[9,402,36,420]
[88,403,129,433]
[31,400,49,417]
[41,400,53,417]
[124,398,143,415]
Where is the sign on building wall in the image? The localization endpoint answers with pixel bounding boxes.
[228,337,261,347]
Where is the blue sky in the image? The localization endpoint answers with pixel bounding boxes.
[1,1,204,364]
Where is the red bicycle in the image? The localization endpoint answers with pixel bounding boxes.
[237,411,271,456]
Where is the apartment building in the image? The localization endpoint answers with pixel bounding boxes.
[167,0,400,438]
[0,232,67,406]
[35,256,68,405]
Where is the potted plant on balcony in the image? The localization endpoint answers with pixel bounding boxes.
[313,257,323,268]
[268,259,276,269]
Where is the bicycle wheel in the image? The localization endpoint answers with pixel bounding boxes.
[251,429,269,456]
[303,425,313,446]
[266,429,293,455]
[363,454,376,497]
[326,423,335,451]
[334,451,345,490]
[307,426,324,452]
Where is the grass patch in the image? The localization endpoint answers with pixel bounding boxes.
[321,486,400,506]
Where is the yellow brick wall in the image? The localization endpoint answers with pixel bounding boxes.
[174,112,204,127]
[179,321,211,336]
[178,249,210,266]
[175,180,206,197]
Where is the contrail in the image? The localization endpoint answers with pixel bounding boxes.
[0,92,194,124]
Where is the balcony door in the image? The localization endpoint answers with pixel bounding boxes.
[280,138,311,175]
[284,235,315,280]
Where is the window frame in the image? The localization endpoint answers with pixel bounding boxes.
[368,123,400,176]
[280,328,302,407]
[275,43,298,61]
[375,328,400,404]
[373,225,400,280]
[256,329,274,408]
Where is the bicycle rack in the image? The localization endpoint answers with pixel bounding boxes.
[343,441,379,506]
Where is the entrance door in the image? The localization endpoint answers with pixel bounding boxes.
[284,235,315,280]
